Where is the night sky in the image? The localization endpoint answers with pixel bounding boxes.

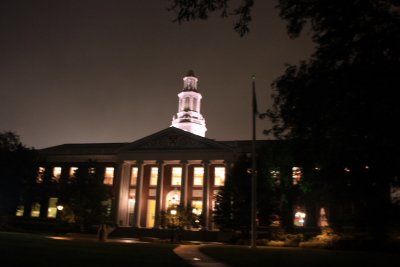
[0,0,314,149]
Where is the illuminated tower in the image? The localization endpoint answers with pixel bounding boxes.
[171,70,207,137]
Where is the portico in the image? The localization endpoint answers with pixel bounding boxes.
[115,127,233,230]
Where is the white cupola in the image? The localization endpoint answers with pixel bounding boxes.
[171,70,207,137]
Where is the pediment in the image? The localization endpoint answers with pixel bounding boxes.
[120,127,231,152]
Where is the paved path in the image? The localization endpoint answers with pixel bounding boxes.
[174,244,231,267]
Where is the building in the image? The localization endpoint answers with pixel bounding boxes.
[17,70,255,232]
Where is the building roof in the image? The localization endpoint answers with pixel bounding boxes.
[39,143,128,155]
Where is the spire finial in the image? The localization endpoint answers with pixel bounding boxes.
[186,70,195,77]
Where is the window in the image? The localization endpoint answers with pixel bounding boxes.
[214,167,225,186]
[171,167,182,186]
[192,200,202,215]
[184,97,190,110]
[166,189,181,207]
[130,167,138,186]
[292,167,302,185]
[318,207,329,227]
[36,167,45,184]
[47,197,58,218]
[30,202,41,217]
[270,168,280,185]
[150,167,158,186]
[192,189,202,197]
[52,167,62,183]
[104,167,114,185]
[128,198,135,226]
[129,189,136,199]
[102,198,112,217]
[294,210,306,227]
[15,205,24,217]
[193,167,204,186]
[89,167,95,174]
[149,189,156,196]
[69,167,77,178]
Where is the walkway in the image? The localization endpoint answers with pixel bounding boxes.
[174,244,231,267]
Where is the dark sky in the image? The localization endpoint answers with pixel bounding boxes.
[0,0,314,149]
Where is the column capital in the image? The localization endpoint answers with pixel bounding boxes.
[201,160,210,165]
[180,159,189,165]
[156,160,164,165]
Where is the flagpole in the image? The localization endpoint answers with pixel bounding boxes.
[251,75,257,248]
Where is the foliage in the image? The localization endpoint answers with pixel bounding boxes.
[214,143,299,235]
[58,161,112,231]
[268,1,400,235]
[170,0,400,236]
[168,0,255,36]
[160,204,200,230]
[0,131,36,226]
[213,154,252,235]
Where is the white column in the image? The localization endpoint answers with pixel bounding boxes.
[154,160,164,228]
[116,162,131,227]
[202,160,210,230]
[133,161,144,228]
[180,160,189,208]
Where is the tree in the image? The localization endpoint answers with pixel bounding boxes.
[169,0,400,237]
[214,154,252,238]
[58,161,112,232]
[0,131,36,227]
[268,1,400,237]
[169,0,255,36]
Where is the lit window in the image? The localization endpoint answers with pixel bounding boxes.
[36,167,45,184]
[15,205,24,217]
[318,207,329,227]
[270,168,280,185]
[52,167,62,183]
[172,167,182,186]
[149,189,156,196]
[47,197,58,218]
[102,198,112,217]
[30,202,41,217]
[128,198,135,223]
[212,190,220,211]
[192,201,202,215]
[166,189,181,207]
[129,189,136,199]
[69,167,77,178]
[130,167,138,186]
[150,167,158,186]
[292,167,302,185]
[214,167,225,186]
[104,167,114,185]
[192,189,202,197]
[294,210,306,227]
[193,167,204,186]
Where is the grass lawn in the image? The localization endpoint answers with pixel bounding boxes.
[200,245,399,267]
[0,231,190,267]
